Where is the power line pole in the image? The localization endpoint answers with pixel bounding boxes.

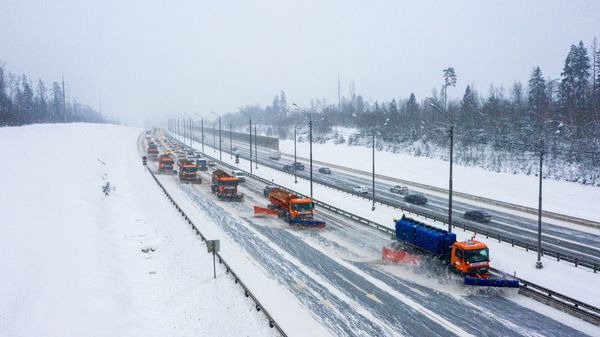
[62,76,66,123]
[536,143,544,269]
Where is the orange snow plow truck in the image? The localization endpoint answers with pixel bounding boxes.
[211,169,244,201]
[254,187,325,228]
[178,159,201,183]
[147,143,159,161]
[157,154,176,174]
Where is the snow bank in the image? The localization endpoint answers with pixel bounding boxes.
[0,124,276,337]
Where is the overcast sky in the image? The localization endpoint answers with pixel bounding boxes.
[2,1,599,125]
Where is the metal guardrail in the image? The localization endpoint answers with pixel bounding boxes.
[141,133,286,336]
[515,275,600,326]
[165,133,600,325]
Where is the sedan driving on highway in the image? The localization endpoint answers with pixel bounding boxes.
[390,185,409,195]
[318,167,331,174]
[404,193,427,205]
[464,210,492,222]
[353,185,369,194]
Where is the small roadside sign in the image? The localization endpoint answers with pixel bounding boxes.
[207,239,220,278]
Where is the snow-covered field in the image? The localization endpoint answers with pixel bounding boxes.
[0,124,277,337]
[2,123,599,336]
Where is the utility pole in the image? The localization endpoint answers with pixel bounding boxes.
[429,98,454,233]
[372,133,375,211]
[62,77,66,123]
[239,109,252,173]
[294,128,297,183]
[536,143,544,269]
[254,125,258,169]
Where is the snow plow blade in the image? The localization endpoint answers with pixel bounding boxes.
[289,219,326,228]
[382,247,421,264]
[464,276,519,288]
[254,206,279,216]
[161,170,177,175]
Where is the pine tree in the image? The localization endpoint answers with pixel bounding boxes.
[36,79,48,122]
[0,64,12,125]
[459,85,479,144]
[528,66,548,119]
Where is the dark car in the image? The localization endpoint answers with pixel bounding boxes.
[292,162,305,171]
[464,210,492,222]
[318,167,331,174]
[404,194,428,205]
[283,165,295,173]
[263,185,278,197]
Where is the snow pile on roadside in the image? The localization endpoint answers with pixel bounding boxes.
[0,123,276,337]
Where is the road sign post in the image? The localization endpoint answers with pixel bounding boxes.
[207,240,220,278]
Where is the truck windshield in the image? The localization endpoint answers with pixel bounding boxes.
[183,167,197,173]
[464,248,489,263]
[221,180,237,187]
[292,202,314,212]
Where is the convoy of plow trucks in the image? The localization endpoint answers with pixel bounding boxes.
[145,130,518,288]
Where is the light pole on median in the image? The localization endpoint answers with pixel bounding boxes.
[372,133,375,211]
[429,98,454,233]
[294,127,297,183]
[211,111,222,160]
[254,125,258,169]
[195,112,203,153]
[239,108,253,173]
[292,103,313,198]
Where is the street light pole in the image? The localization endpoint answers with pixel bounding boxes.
[372,133,376,211]
[293,103,313,198]
[536,142,544,269]
[230,122,233,159]
[239,109,253,173]
[255,125,258,169]
[429,98,454,233]
[294,127,297,183]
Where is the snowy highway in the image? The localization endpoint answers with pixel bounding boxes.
[146,135,593,336]
[196,133,600,267]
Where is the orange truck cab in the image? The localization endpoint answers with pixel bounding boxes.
[148,145,159,160]
[178,159,201,183]
[450,240,490,278]
[268,188,314,221]
[158,155,174,171]
[211,169,244,200]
